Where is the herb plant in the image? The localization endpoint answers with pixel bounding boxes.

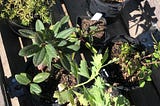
[0,0,55,26]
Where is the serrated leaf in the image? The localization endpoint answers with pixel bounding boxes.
[18,29,37,39]
[33,72,50,83]
[19,45,41,57]
[89,86,104,106]
[78,59,90,78]
[15,73,31,85]
[45,44,58,58]
[35,19,45,32]
[33,47,46,66]
[91,54,103,78]
[83,86,95,106]
[94,76,105,89]
[56,27,76,39]
[60,16,69,25]
[74,91,88,106]
[30,83,42,95]
[54,90,74,105]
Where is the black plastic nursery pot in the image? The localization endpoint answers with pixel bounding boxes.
[7,20,35,37]
[76,16,111,50]
[88,0,130,18]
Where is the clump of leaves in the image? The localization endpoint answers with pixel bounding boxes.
[111,41,160,87]
[0,0,55,26]
[54,53,129,105]
[18,16,80,71]
[15,72,50,95]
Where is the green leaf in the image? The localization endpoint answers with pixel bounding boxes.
[59,53,71,71]
[146,76,152,81]
[35,19,45,32]
[91,54,103,78]
[45,44,58,58]
[56,27,76,39]
[89,86,104,106]
[50,21,61,36]
[101,48,108,64]
[70,62,79,80]
[73,91,88,106]
[18,29,37,39]
[67,40,80,51]
[83,86,95,106]
[33,72,50,83]
[94,76,105,89]
[58,40,67,47]
[139,80,145,87]
[34,33,44,44]
[60,16,69,25]
[153,53,160,58]
[19,45,41,57]
[15,73,31,85]
[54,90,74,105]
[113,95,130,106]
[33,47,46,66]
[30,83,42,95]
[78,59,90,78]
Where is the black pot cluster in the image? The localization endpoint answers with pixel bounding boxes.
[88,0,130,18]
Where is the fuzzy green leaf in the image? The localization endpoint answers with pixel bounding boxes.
[19,45,41,57]
[35,19,45,32]
[15,73,31,85]
[45,44,58,58]
[59,53,71,71]
[60,16,69,25]
[67,40,80,51]
[58,40,67,47]
[50,22,61,35]
[18,29,37,39]
[33,47,46,66]
[33,72,50,83]
[78,59,90,78]
[56,27,76,39]
[30,83,42,95]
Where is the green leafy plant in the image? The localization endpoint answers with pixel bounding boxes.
[18,16,80,70]
[53,53,129,105]
[15,72,50,95]
[0,0,55,26]
[15,16,80,96]
[111,41,160,88]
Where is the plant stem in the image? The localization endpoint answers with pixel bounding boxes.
[72,78,94,89]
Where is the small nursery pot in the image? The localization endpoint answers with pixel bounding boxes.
[88,0,129,18]
[77,16,110,49]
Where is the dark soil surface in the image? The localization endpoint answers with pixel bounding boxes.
[81,18,106,39]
